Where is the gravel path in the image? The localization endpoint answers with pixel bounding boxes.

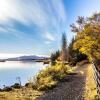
[36,64,89,100]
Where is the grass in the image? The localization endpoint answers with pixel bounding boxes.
[33,62,74,91]
[84,64,98,100]
[0,88,43,100]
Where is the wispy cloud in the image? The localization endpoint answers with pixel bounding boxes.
[0,0,48,27]
[0,0,67,31]
[0,0,67,50]
[51,0,67,23]
[45,32,55,41]
[0,25,24,39]
[45,41,51,44]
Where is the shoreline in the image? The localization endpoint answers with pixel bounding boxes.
[0,63,97,100]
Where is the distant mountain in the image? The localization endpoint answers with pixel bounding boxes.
[6,55,49,61]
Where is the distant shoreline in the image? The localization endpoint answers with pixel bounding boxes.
[0,55,50,63]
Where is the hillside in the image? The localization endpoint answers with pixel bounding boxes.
[5,55,49,61]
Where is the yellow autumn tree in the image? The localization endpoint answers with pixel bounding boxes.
[71,14,100,61]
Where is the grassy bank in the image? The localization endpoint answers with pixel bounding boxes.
[0,88,43,100]
[84,64,98,100]
[33,62,74,91]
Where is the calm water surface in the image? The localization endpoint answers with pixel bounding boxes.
[0,61,47,88]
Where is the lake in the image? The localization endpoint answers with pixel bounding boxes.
[0,61,48,88]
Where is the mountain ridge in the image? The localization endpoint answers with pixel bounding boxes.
[0,55,49,61]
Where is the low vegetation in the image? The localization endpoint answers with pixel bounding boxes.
[32,62,74,91]
[84,64,98,100]
[0,88,43,100]
[11,83,21,89]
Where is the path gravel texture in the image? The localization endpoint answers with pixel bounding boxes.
[37,64,89,100]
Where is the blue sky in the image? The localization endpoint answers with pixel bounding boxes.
[0,0,100,57]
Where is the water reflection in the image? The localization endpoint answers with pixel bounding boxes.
[0,61,47,88]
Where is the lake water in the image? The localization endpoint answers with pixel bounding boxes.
[0,61,48,88]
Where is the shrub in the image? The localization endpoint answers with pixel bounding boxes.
[25,82,33,88]
[25,82,37,89]
[53,73,66,81]
[36,76,57,91]
[51,50,60,65]
[3,86,12,92]
[0,88,2,92]
[33,63,73,91]
[11,83,21,89]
